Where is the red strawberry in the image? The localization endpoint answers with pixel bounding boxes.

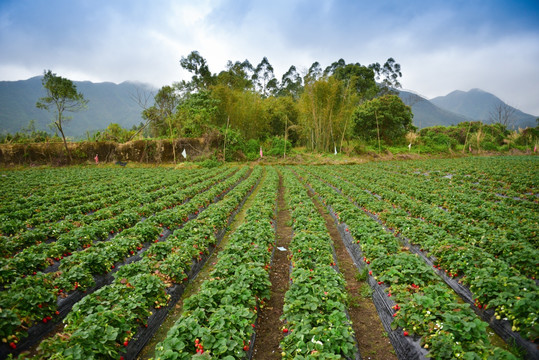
[123,340,128,347]
[243,345,249,351]
[9,342,16,349]
[283,328,289,333]
[403,331,409,336]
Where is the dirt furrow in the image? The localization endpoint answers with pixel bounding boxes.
[252,173,292,359]
[309,192,398,360]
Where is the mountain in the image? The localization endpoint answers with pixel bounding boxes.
[0,77,156,138]
[430,88,536,129]
[399,90,473,129]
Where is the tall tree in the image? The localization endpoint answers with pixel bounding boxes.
[216,60,254,91]
[279,65,303,98]
[332,62,378,100]
[180,51,214,90]
[489,102,516,129]
[36,70,88,163]
[142,85,181,161]
[369,57,403,94]
[174,90,220,137]
[304,61,322,84]
[253,57,277,97]
[142,85,180,137]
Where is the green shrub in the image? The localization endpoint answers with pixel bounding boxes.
[197,157,222,168]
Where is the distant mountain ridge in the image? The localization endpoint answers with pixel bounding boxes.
[0,76,155,138]
[0,77,536,138]
[398,90,474,128]
[430,88,536,129]
[399,88,536,130]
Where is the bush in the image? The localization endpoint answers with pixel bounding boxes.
[265,136,292,156]
[197,157,222,168]
[481,141,499,151]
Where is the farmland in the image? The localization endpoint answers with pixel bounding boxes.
[0,156,537,359]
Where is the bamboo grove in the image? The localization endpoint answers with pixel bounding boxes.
[141,51,414,154]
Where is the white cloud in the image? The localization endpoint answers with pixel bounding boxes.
[0,0,538,115]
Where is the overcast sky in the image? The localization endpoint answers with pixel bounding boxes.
[1,0,538,115]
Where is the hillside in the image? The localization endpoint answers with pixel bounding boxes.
[399,90,473,129]
[1,78,536,139]
[430,88,536,129]
[0,77,155,138]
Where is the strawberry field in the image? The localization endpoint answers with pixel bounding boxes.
[0,155,537,359]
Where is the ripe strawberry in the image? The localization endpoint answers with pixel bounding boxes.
[123,340,128,347]
[243,345,249,351]
[9,342,16,349]
[403,331,409,336]
[283,328,289,333]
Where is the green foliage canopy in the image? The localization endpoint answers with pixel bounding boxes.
[36,70,88,162]
[353,94,414,143]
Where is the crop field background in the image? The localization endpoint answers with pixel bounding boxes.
[0,155,537,360]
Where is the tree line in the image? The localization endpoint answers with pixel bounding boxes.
[138,51,414,159]
[11,54,537,163]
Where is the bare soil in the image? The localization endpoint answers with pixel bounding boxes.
[310,193,398,360]
[252,173,292,359]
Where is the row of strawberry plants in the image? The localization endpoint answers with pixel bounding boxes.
[0,167,246,354]
[28,166,262,359]
[339,163,537,248]
[153,167,279,359]
[347,160,536,228]
[311,165,539,345]
[0,167,219,255]
[0,167,235,283]
[295,166,518,359]
[280,167,359,359]
[384,156,538,201]
[330,165,538,278]
[0,168,166,234]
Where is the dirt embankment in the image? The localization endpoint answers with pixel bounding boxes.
[0,138,216,166]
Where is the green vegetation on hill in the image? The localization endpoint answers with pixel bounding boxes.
[1,52,538,163]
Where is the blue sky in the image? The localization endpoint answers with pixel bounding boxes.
[1,0,538,115]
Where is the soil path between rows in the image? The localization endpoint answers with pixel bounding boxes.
[309,192,398,360]
[252,172,292,359]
